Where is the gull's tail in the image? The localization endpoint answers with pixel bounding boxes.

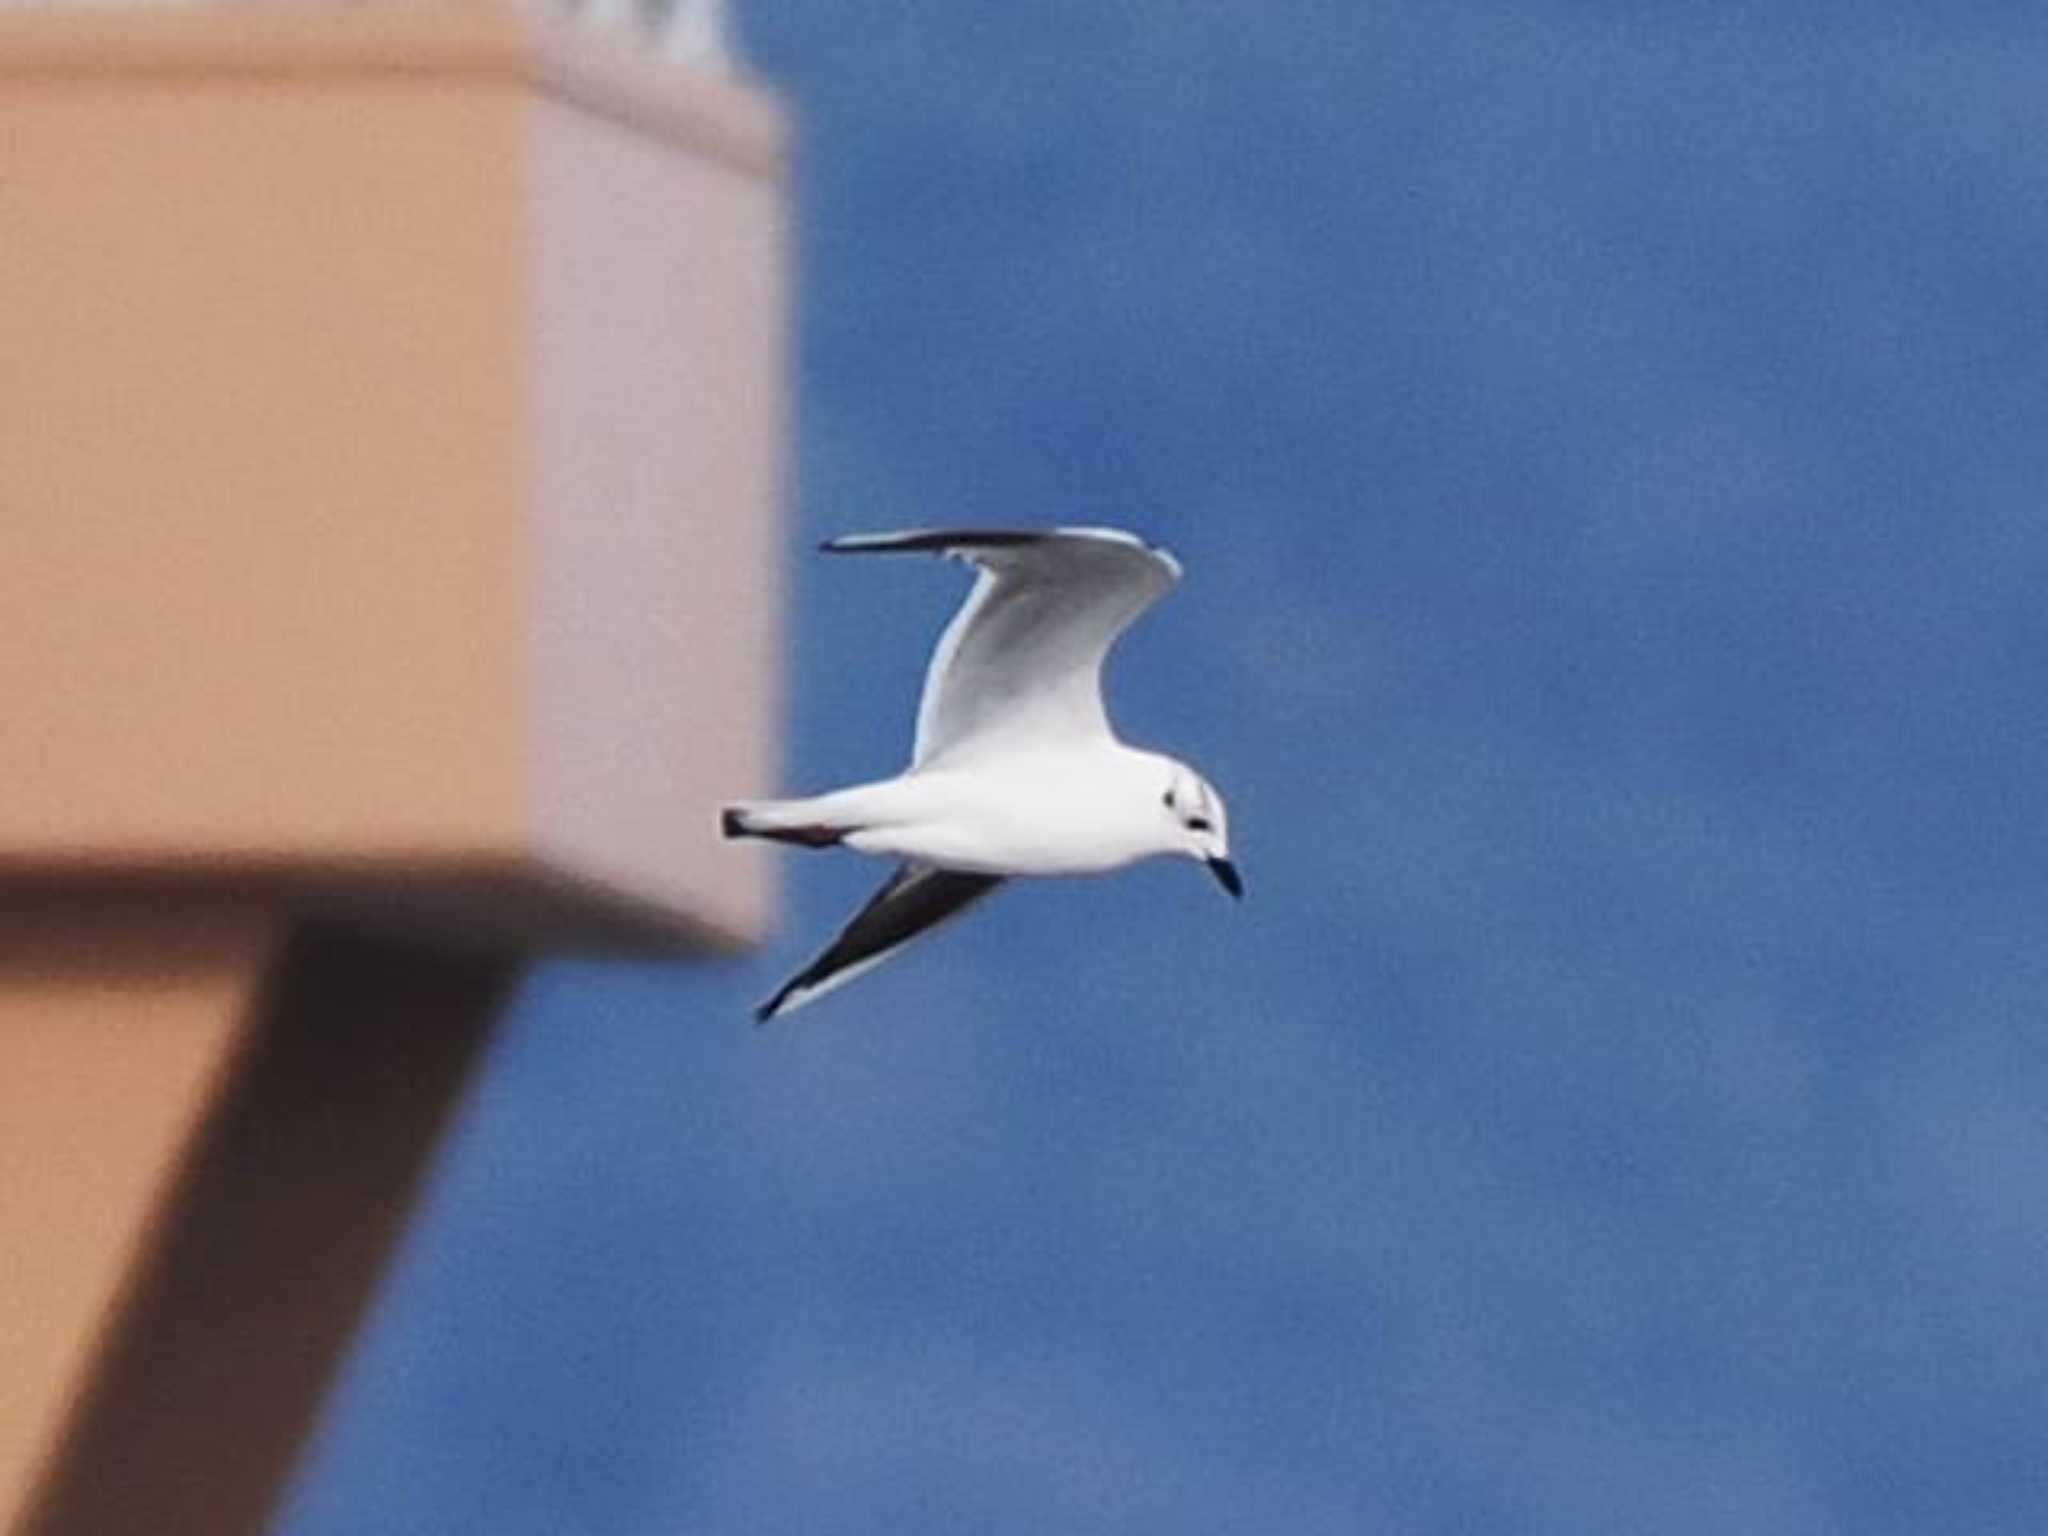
[721,777,926,852]
[720,798,849,850]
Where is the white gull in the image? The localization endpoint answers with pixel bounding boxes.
[724,527,1239,1023]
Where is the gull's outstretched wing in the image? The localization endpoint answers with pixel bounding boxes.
[755,863,1005,1024]
[822,527,1181,767]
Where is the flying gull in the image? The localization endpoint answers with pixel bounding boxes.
[724,527,1239,1023]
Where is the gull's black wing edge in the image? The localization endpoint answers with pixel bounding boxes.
[755,863,1006,1024]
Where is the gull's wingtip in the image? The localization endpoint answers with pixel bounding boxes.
[821,527,1180,575]
[753,983,803,1025]
[819,531,926,556]
[820,529,1040,555]
[819,530,900,552]
[755,974,837,1025]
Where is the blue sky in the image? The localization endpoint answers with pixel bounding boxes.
[283,4,2048,1531]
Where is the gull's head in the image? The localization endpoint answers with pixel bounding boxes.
[1160,761,1241,899]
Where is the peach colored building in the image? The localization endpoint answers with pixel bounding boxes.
[0,6,785,1530]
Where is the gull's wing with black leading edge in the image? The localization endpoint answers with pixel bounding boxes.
[820,527,1181,768]
[755,862,1006,1024]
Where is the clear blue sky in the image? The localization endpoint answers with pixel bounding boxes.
[284,4,2048,1531]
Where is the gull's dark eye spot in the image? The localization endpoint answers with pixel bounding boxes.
[1161,789,1175,809]
[1187,817,1213,833]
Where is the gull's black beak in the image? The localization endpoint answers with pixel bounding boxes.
[1206,857,1244,899]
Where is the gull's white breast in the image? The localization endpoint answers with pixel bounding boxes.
[843,745,1168,877]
